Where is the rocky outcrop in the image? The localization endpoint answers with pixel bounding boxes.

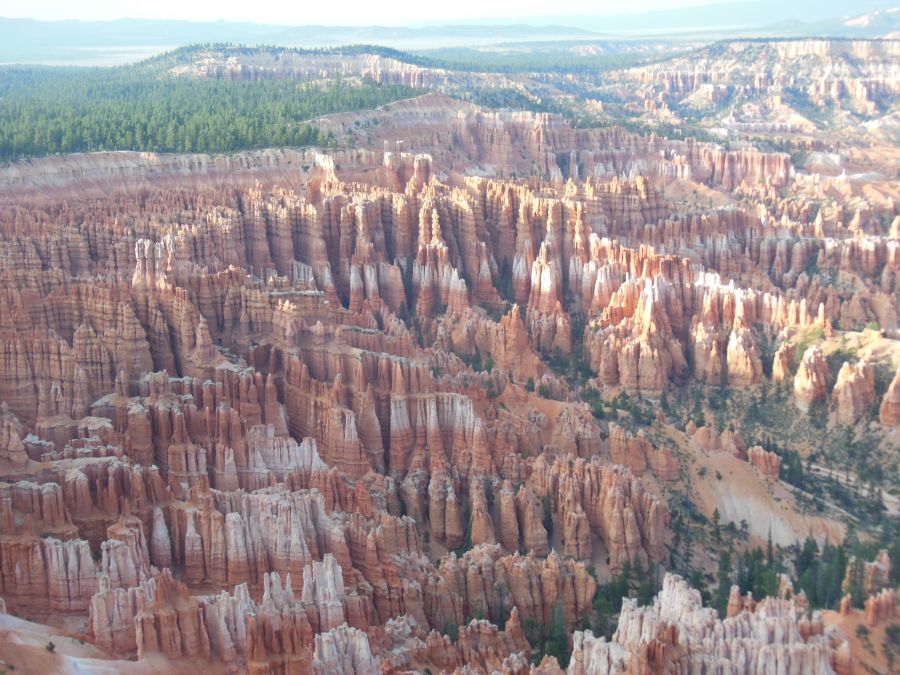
[880,371,900,426]
[312,624,379,675]
[794,346,829,412]
[90,552,373,667]
[434,545,596,633]
[133,571,211,661]
[516,486,550,557]
[832,360,875,425]
[604,422,678,482]
[608,423,649,476]
[90,574,159,655]
[726,325,763,387]
[772,342,795,383]
[568,573,848,675]
[530,455,668,571]
[863,588,897,627]
[747,445,781,480]
[468,479,497,547]
[843,550,892,599]
[726,585,757,618]
[0,403,28,465]
[425,609,530,672]
[647,445,679,482]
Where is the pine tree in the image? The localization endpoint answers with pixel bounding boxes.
[714,551,733,616]
[546,601,570,667]
[542,492,553,538]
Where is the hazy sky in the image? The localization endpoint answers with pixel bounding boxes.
[0,0,725,25]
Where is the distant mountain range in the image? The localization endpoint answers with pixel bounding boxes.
[0,19,600,64]
[0,2,897,66]
[454,1,897,34]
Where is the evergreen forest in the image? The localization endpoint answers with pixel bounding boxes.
[0,66,416,160]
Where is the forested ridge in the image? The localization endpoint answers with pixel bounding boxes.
[151,42,665,75]
[0,66,416,160]
[0,43,669,162]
